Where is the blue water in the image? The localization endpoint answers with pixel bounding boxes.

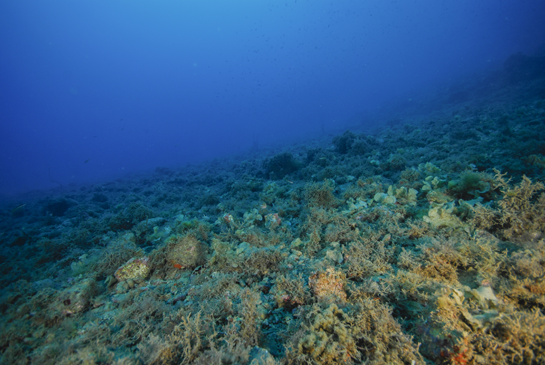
[1,0,544,196]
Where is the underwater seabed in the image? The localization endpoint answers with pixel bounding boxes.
[2,88,545,363]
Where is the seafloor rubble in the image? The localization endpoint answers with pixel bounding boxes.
[1,56,545,364]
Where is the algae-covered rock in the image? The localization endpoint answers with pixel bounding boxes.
[468,283,499,309]
[114,256,150,281]
[419,162,441,175]
[243,208,263,227]
[373,192,396,205]
[424,202,463,229]
[248,346,276,365]
[236,241,257,256]
[53,278,97,316]
[290,238,304,248]
[298,303,358,363]
[324,248,343,264]
[387,185,418,205]
[264,213,281,229]
[309,267,347,302]
[342,197,368,215]
[165,234,207,270]
[425,189,451,204]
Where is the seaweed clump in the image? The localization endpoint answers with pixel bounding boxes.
[304,180,338,208]
[287,299,423,365]
[451,170,494,200]
[332,130,357,154]
[472,170,545,240]
[264,152,301,179]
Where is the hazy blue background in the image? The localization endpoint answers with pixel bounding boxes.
[1,0,544,196]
